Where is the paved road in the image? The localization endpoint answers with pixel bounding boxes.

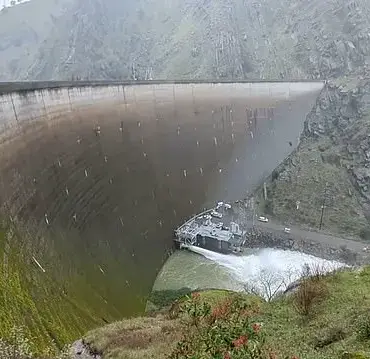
[252,218,369,254]
[181,205,369,259]
[222,203,369,255]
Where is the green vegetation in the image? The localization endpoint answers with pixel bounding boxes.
[81,266,370,359]
[147,288,193,310]
[0,222,84,355]
[255,137,369,239]
[0,218,133,357]
[146,288,238,312]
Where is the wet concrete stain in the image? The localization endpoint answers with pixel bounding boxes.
[0,82,324,321]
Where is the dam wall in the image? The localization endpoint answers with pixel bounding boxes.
[0,80,324,347]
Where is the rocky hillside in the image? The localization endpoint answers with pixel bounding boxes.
[1,0,370,354]
[255,77,370,239]
[1,0,370,81]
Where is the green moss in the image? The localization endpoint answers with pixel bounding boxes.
[0,218,136,355]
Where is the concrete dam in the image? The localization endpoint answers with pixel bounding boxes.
[0,80,324,346]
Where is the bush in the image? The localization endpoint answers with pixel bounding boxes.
[356,311,370,340]
[169,293,298,359]
[293,264,328,317]
[0,326,69,359]
[271,170,279,182]
[342,352,370,359]
[170,293,264,358]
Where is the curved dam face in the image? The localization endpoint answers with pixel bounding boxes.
[0,80,323,347]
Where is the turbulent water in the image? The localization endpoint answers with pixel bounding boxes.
[153,246,346,298]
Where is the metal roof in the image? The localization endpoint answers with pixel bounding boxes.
[197,224,233,242]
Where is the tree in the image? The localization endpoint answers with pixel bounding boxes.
[243,266,296,302]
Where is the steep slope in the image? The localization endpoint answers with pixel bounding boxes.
[22,0,258,80]
[80,269,370,359]
[0,0,75,80]
[0,0,370,354]
[1,0,369,81]
[255,77,370,239]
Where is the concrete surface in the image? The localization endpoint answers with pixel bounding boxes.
[0,80,324,320]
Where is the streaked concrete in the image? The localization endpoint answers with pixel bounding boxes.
[0,80,324,327]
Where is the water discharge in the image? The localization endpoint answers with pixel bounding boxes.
[154,246,347,299]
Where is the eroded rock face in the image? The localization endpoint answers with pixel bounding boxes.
[304,80,370,212]
[255,77,370,239]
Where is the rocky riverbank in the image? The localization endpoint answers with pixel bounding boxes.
[244,225,369,266]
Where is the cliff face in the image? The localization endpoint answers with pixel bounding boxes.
[258,78,370,240]
[306,79,370,211]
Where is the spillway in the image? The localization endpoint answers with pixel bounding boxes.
[0,80,324,347]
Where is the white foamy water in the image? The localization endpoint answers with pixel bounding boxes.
[153,246,347,299]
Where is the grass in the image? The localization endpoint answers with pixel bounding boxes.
[84,290,239,359]
[82,267,370,359]
[84,315,183,359]
[258,267,370,359]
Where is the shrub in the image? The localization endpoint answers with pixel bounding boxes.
[293,265,328,317]
[341,352,370,359]
[356,311,370,340]
[271,170,279,182]
[179,292,212,327]
[0,326,68,359]
[169,293,296,359]
[52,345,72,359]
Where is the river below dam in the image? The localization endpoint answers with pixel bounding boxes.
[153,246,347,298]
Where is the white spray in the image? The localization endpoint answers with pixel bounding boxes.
[186,245,346,298]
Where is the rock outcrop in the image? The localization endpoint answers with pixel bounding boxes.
[70,340,101,359]
[305,79,370,209]
[256,77,370,240]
